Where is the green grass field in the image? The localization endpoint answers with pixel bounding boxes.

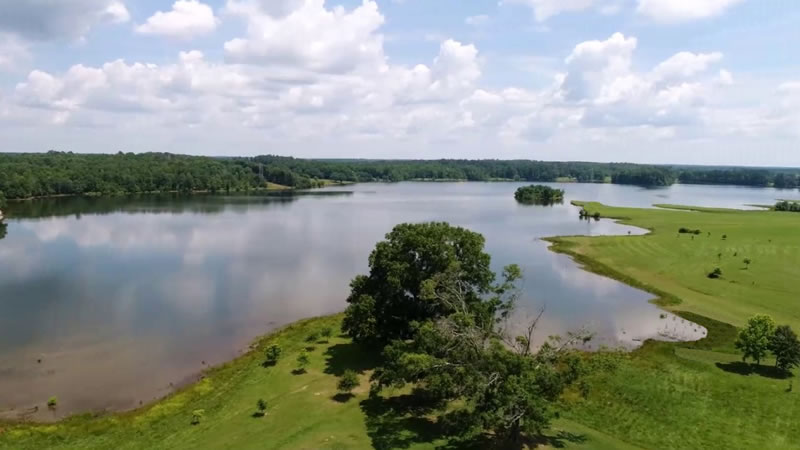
[549,202,800,449]
[4,201,800,449]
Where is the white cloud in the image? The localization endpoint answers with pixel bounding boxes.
[465,15,489,26]
[503,0,621,22]
[136,1,218,39]
[652,51,724,81]
[0,33,30,71]
[561,32,638,101]
[223,0,386,74]
[0,0,129,41]
[637,0,745,23]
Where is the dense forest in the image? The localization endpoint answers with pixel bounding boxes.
[1,152,799,201]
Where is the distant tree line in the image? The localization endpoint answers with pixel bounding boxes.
[1,152,799,200]
[774,201,800,212]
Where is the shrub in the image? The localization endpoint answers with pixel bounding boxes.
[305,332,320,343]
[264,344,282,366]
[255,399,268,417]
[321,327,334,340]
[707,268,723,279]
[296,351,310,373]
[678,227,701,235]
[191,409,205,425]
[337,370,360,395]
[47,396,58,409]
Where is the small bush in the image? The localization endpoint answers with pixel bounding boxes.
[337,370,360,395]
[320,327,334,340]
[305,332,320,343]
[295,351,311,374]
[254,399,268,417]
[678,227,701,235]
[264,344,282,366]
[708,267,723,279]
[191,409,205,425]
[47,396,58,409]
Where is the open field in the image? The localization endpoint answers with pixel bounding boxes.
[549,202,800,449]
[547,201,800,330]
[0,315,634,450]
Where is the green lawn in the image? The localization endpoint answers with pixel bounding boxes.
[548,201,800,330]
[549,202,800,449]
[0,316,634,450]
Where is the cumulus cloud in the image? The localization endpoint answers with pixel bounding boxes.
[0,0,129,41]
[637,0,745,23]
[503,0,602,21]
[223,0,386,74]
[0,33,30,71]
[136,0,218,39]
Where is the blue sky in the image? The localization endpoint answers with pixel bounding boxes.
[0,0,798,165]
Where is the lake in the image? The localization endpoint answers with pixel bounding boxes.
[1,182,798,420]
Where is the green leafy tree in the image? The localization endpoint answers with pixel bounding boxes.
[337,370,359,396]
[296,351,310,373]
[343,222,496,346]
[305,332,320,343]
[321,327,333,340]
[372,252,588,445]
[47,396,58,409]
[735,314,777,365]
[769,325,800,372]
[0,190,6,209]
[264,344,282,366]
[743,258,752,269]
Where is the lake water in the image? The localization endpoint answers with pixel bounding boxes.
[0,182,797,420]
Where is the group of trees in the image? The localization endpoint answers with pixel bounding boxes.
[343,222,591,445]
[514,185,565,205]
[3,152,800,200]
[735,314,800,372]
[774,201,800,212]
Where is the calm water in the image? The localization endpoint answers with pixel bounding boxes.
[0,182,797,419]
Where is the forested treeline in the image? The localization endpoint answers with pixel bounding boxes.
[1,152,799,200]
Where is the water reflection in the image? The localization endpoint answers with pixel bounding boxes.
[0,182,793,420]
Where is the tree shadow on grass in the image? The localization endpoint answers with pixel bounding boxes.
[324,342,379,376]
[332,393,355,403]
[360,393,447,450]
[716,361,793,379]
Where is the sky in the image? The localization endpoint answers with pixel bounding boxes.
[0,0,798,166]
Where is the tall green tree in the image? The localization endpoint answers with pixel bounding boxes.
[374,263,588,445]
[342,222,495,345]
[769,325,800,372]
[735,314,777,365]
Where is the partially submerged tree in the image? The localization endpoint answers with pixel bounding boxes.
[735,314,777,365]
[343,222,495,346]
[769,325,800,372]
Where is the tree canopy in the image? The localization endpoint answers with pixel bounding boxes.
[342,222,495,346]
[769,325,800,372]
[735,314,777,365]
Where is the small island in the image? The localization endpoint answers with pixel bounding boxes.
[514,184,565,205]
